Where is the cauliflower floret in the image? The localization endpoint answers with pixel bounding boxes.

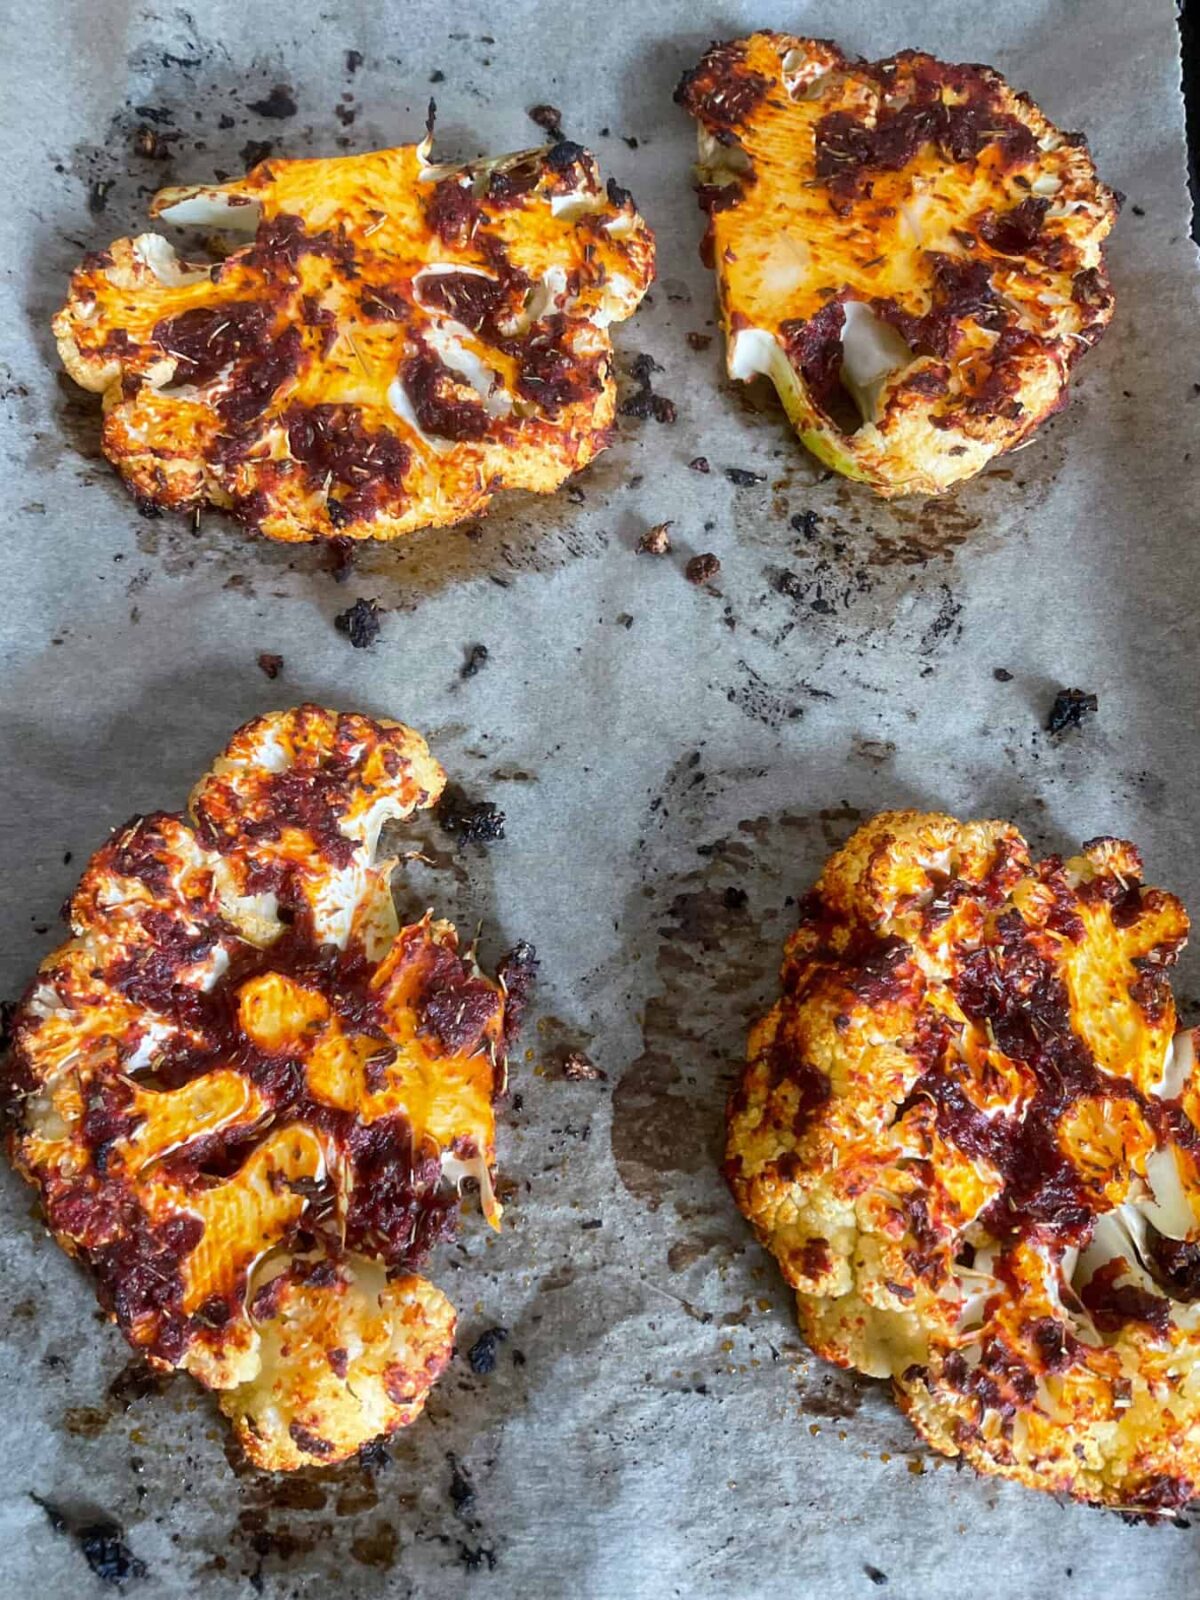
[677,37,1117,496]
[220,1256,456,1471]
[53,130,654,542]
[727,810,1200,1510]
[3,706,535,1470]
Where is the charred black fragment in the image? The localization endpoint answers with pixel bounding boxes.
[466,1326,508,1374]
[436,784,506,845]
[686,553,721,585]
[1046,687,1098,734]
[448,1451,476,1515]
[545,139,586,172]
[496,942,538,1049]
[620,353,677,424]
[31,1497,146,1586]
[334,597,382,649]
[606,175,634,209]
[240,139,274,169]
[528,103,565,142]
[248,85,297,119]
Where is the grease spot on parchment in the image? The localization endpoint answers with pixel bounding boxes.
[612,762,864,1211]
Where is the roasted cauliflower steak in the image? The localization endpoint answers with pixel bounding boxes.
[726,810,1200,1511]
[677,36,1117,496]
[53,132,654,541]
[3,706,535,1470]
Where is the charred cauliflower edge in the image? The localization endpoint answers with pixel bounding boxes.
[726,810,1200,1512]
[2,706,537,1470]
[53,129,655,542]
[677,35,1117,496]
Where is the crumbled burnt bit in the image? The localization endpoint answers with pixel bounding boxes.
[619,353,677,424]
[993,667,1014,682]
[496,942,538,1050]
[436,783,506,845]
[459,1544,497,1573]
[327,536,355,583]
[345,49,364,74]
[248,85,298,119]
[688,456,711,474]
[32,1498,147,1586]
[133,124,176,160]
[1046,687,1098,734]
[240,139,274,169]
[791,509,820,539]
[686,553,721,585]
[638,521,673,555]
[562,1050,605,1082]
[356,1437,391,1471]
[864,1566,889,1588]
[256,652,283,680]
[461,643,490,678]
[686,332,712,351]
[334,597,382,649]
[87,180,113,215]
[429,69,445,84]
[466,1326,508,1374]
[528,103,565,142]
[448,1452,476,1515]
[542,140,586,174]
[133,496,162,520]
[724,466,764,487]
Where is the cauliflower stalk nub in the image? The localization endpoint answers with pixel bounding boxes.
[2,706,536,1470]
[53,132,655,542]
[677,36,1117,496]
[727,810,1200,1511]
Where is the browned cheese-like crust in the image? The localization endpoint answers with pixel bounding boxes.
[53,137,655,541]
[677,36,1117,496]
[2,706,536,1470]
[726,811,1200,1511]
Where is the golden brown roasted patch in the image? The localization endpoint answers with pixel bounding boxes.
[3,706,537,1470]
[677,37,1116,496]
[726,811,1200,1511]
[54,134,654,541]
